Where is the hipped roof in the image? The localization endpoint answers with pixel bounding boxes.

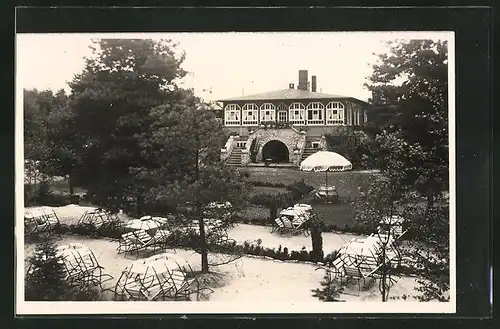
[218,88,368,105]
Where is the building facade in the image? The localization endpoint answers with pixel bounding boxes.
[218,70,369,167]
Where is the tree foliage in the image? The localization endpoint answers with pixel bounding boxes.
[358,39,450,301]
[67,38,187,210]
[136,103,250,272]
[366,39,448,202]
[24,89,70,202]
[25,238,100,301]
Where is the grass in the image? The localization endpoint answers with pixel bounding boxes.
[239,167,376,229]
[248,186,286,197]
[47,179,86,195]
[241,167,376,198]
[312,202,356,228]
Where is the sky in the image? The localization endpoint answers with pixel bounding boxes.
[16,32,451,102]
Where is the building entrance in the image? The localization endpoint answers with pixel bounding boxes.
[261,140,290,163]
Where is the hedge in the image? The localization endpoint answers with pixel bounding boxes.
[52,223,326,263]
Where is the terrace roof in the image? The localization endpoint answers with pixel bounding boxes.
[218,88,368,105]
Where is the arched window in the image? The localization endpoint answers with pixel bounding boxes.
[242,103,259,126]
[306,102,325,125]
[259,103,276,123]
[325,102,345,125]
[288,102,305,125]
[224,104,241,126]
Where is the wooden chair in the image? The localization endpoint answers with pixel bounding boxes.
[271,217,285,233]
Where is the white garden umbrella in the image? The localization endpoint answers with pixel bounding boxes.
[299,151,352,187]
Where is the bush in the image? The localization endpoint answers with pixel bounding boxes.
[250,181,287,188]
[323,250,341,266]
[25,238,101,301]
[312,270,344,302]
[56,222,127,240]
[286,180,314,199]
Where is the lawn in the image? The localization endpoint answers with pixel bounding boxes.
[241,167,373,229]
[49,179,86,195]
[248,186,285,196]
[240,167,377,199]
[38,168,371,229]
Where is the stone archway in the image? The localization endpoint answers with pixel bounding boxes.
[261,140,290,163]
[254,128,301,164]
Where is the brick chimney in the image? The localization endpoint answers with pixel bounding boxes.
[298,70,308,91]
[311,75,317,92]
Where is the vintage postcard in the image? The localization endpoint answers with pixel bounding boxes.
[16,31,456,314]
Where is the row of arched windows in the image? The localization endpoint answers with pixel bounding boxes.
[224,102,347,126]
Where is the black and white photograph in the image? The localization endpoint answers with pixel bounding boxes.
[16,31,455,314]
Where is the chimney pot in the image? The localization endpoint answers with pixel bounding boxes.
[298,70,308,91]
[311,75,317,92]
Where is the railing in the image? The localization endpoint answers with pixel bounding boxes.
[225,120,241,126]
[242,120,259,126]
[326,119,345,125]
[307,119,325,125]
[223,119,349,127]
[289,119,305,125]
[294,133,307,167]
[235,141,247,148]
[221,136,236,162]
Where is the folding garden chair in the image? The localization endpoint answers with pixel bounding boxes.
[56,243,113,291]
[117,232,139,254]
[281,217,295,234]
[166,262,201,301]
[271,217,285,233]
[25,208,61,238]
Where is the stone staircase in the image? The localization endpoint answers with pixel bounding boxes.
[226,136,248,166]
[227,147,243,166]
[301,137,320,161]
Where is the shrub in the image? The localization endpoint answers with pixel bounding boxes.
[25,238,101,301]
[25,238,73,301]
[286,180,314,199]
[323,251,341,267]
[312,270,344,302]
[250,181,287,188]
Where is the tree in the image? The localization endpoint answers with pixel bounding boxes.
[361,39,450,301]
[25,238,71,301]
[354,173,419,301]
[25,238,101,301]
[24,89,61,204]
[137,103,249,273]
[311,270,343,302]
[42,89,83,196]
[68,38,187,210]
[365,39,448,205]
[309,215,324,262]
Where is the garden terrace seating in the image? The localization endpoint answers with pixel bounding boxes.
[78,208,121,231]
[114,254,203,301]
[186,219,229,245]
[55,243,113,290]
[334,236,403,294]
[376,215,407,240]
[117,229,170,256]
[312,186,339,203]
[271,206,311,236]
[24,208,60,237]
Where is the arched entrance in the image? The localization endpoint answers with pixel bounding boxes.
[261,140,290,163]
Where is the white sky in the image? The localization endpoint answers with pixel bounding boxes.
[16,32,451,102]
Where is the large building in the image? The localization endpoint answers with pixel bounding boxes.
[218,70,369,167]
